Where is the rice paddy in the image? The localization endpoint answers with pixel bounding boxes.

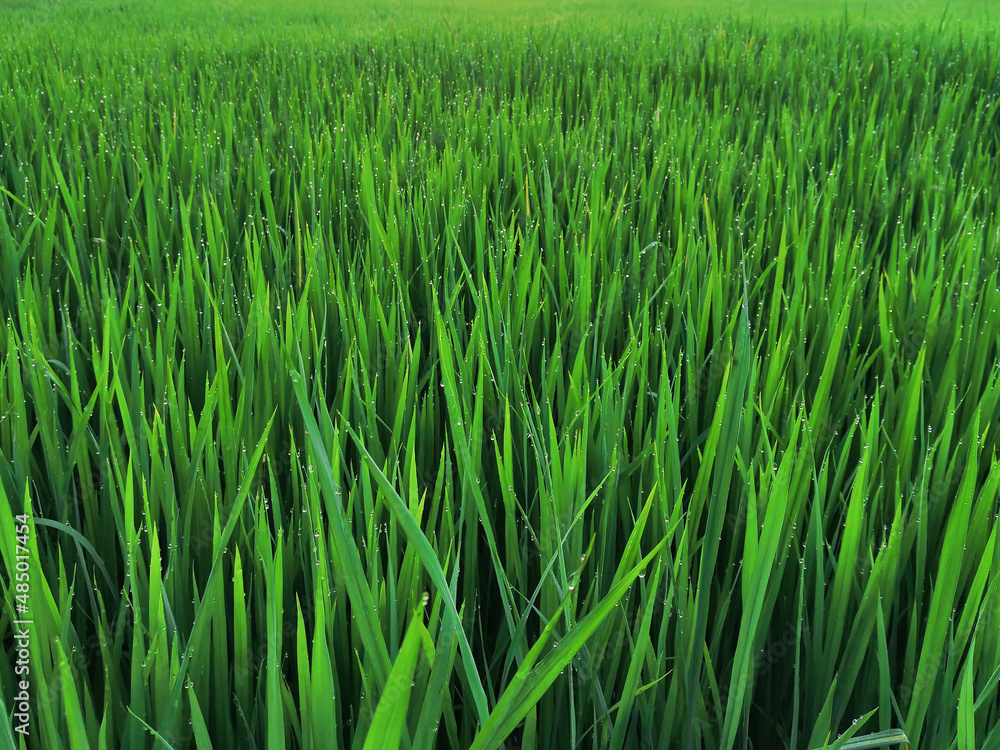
[1,1,999,749]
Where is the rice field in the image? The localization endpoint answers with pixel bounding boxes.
[1,2,999,749]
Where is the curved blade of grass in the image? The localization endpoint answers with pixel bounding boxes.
[363,606,426,750]
[32,517,115,592]
[289,374,394,687]
[469,540,666,750]
[342,419,490,726]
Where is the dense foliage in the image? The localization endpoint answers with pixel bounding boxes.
[1,6,999,749]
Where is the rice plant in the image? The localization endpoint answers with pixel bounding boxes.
[1,3,999,749]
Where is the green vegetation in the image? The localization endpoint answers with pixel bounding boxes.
[1,3,999,749]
